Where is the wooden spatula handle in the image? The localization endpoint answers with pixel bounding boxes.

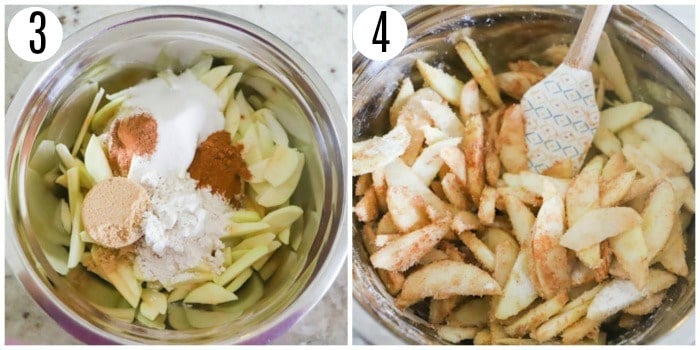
[563,5,613,70]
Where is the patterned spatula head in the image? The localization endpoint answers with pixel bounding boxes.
[520,5,611,174]
[522,65,599,174]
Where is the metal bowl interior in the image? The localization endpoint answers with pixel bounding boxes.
[352,5,694,345]
[7,6,346,344]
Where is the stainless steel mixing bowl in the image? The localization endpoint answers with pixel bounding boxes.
[352,5,694,345]
[6,6,346,344]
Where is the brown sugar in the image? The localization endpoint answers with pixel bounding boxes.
[188,131,251,205]
[82,177,150,249]
[84,245,136,275]
[108,113,158,176]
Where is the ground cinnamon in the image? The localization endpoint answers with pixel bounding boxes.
[108,113,158,175]
[188,131,251,205]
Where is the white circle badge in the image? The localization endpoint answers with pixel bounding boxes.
[353,6,407,61]
[8,7,63,62]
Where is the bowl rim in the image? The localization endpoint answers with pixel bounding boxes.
[351,4,695,345]
[6,5,347,344]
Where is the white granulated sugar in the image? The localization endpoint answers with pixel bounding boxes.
[135,171,233,287]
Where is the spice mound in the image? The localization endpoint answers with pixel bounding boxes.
[108,113,158,176]
[188,130,251,204]
[135,171,233,287]
[82,177,150,248]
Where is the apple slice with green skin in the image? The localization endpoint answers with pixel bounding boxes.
[190,55,213,78]
[59,200,71,233]
[216,246,268,286]
[101,262,141,309]
[85,135,113,183]
[91,96,126,134]
[256,153,305,207]
[237,91,255,120]
[139,289,167,321]
[167,304,191,330]
[231,210,261,223]
[94,304,136,323]
[223,246,232,266]
[114,261,143,309]
[262,206,303,233]
[252,241,282,271]
[232,233,276,252]
[216,71,242,105]
[259,251,284,281]
[79,231,95,243]
[66,167,84,269]
[277,227,291,245]
[185,307,239,329]
[168,284,198,303]
[184,282,238,304]
[256,122,275,159]
[29,139,57,174]
[168,272,214,289]
[258,109,289,146]
[264,145,300,186]
[224,98,241,136]
[199,65,233,90]
[216,273,264,314]
[136,312,166,330]
[230,249,250,261]
[41,242,69,276]
[240,124,262,164]
[225,268,254,292]
[226,221,270,238]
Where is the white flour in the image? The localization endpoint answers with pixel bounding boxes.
[134,171,232,287]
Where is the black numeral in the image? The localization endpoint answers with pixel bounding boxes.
[372,11,390,52]
[29,11,46,54]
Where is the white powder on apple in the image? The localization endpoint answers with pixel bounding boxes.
[134,171,232,287]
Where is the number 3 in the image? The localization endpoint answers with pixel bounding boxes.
[372,10,390,53]
[29,11,46,54]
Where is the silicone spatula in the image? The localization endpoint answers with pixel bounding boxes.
[521,5,613,174]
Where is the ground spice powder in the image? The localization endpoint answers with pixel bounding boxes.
[188,131,251,204]
[109,113,158,175]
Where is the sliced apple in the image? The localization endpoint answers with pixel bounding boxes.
[199,65,233,90]
[226,221,270,237]
[184,282,238,304]
[494,250,538,319]
[559,207,642,250]
[259,108,289,146]
[264,145,300,186]
[84,134,113,183]
[224,98,241,136]
[140,289,167,321]
[216,245,267,286]
[599,102,652,133]
[277,227,291,245]
[353,124,411,176]
[422,100,464,137]
[370,222,450,272]
[215,71,243,105]
[224,267,254,293]
[397,260,501,308]
[240,124,262,164]
[231,210,262,223]
[262,205,303,233]
[231,233,276,252]
[256,153,305,207]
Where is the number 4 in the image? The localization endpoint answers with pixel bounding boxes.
[372,11,390,53]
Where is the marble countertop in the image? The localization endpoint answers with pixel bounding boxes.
[4,5,347,345]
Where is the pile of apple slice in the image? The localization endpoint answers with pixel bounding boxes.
[29,54,309,330]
